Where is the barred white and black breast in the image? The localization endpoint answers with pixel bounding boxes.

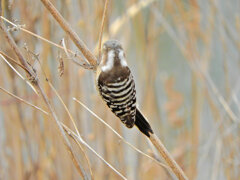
[97,67,136,128]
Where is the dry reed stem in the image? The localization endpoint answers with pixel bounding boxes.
[0,22,34,77]
[0,54,38,94]
[0,50,29,72]
[97,0,110,61]
[0,17,88,179]
[39,0,97,67]
[0,86,48,115]
[149,133,188,180]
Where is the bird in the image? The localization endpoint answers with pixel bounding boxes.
[96,39,153,137]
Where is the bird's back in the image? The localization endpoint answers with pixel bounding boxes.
[97,66,137,128]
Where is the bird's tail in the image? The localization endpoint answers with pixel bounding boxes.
[135,109,153,137]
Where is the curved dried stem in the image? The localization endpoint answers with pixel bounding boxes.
[61,38,93,70]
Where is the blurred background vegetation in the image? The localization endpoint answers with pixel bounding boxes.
[0,0,239,179]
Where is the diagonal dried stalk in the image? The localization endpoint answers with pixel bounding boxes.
[39,0,97,67]
[0,16,88,179]
[149,134,188,180]
[0,50,29,73]
[47,82,93,179]
[0,86,48,115]
[0,54,38,94]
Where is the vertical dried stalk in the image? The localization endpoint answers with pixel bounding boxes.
[189,72,201,179]
[98,0,110,61]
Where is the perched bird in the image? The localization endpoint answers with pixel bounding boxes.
[96,40,153,137]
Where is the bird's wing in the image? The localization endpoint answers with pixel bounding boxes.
[97,72,137,128]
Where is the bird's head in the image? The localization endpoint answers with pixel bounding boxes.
[100,40,127,72]
[102,40,122,52]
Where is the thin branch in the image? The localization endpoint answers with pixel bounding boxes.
[0,54,38,94]
[0,19,35,77]
[0,50,30,73]
[0,16,90,69]
[61,38,93,69]
[98,0,110,62]
[0,86,48,115]
[39,0,97,67]
[0,16,61,49]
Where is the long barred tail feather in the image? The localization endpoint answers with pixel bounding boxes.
[135,109,153,137]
